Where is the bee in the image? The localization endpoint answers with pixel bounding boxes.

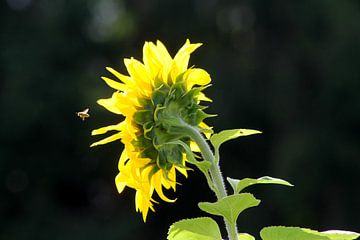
[76,108,90,121]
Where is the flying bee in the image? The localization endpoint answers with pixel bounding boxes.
[76,108,90,121]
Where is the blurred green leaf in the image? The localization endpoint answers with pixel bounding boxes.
[260,226,360,240]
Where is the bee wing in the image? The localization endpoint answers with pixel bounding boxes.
[76,108,90,120]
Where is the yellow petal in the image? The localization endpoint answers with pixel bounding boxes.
[166,167,177,190]
[174,39,202,73]
[155,40,172,64]
[91,121,125,135]
[136,185,154,220]
[199,122,213,139]
[97,93,123,115]
[118,149,129,170]
[184,68,211,90]
[141,200,154,222]
[124,58,152,92]
[97,92,136,116]
[116,168,137,190]
[106,67,133,86]
[190,141,201,152]
[169,63,181,85]
[90,132,122,147]
[143,41,162,78]
[176,165,188,178]
[135,190,152,222]
[101,76,127,91]
[155,40,173,84]
[152,172,176,202]
[115,173,126,193]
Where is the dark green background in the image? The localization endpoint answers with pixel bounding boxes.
[1,0,359,239]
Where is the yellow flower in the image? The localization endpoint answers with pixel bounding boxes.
[91,40,212,222]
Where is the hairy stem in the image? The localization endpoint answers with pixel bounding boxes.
[184,124,238,240]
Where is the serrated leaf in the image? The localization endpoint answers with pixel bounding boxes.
[209,129,261,162]
[167,217,222,240]
[227,176,293,194]
[198,193,260,226]
[238,233,255,240]
[260,226,360,240]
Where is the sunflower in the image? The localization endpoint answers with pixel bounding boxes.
[91,39,212,222]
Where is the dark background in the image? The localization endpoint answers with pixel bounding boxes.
[1,0,359,239]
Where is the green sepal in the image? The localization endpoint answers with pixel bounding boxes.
[157,147,178,172]
[168,81,186,102]
[210,129,262,163]
[162,144,183,166]
[137,97,153,111]
[260,226,360,240]
[167,217,222,240]
[132,135,153,151]
[152,84,169,106]
[198,193,260,227]
[198,105,209,111]
[227,176,293,194]
[133,109,153,125]
[152,123,186,145]
[189,110,216,126]
[139,146,158,160]
[178,85,204,105]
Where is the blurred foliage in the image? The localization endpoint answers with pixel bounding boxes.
[1,0,359,239]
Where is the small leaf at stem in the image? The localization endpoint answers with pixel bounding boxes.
[167,217,222,240]
[198,193,260,226]
[209,129,261,163]
[227,176,293,194]
[260,226,360,240]
[210,129,261,149]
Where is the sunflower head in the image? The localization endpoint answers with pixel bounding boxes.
[91,40,213,221]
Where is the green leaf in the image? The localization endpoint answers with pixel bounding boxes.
[260,226,360,240]
[238,233,256,240]
[167,217,222,240]
[194,160,212,174]
[210,129,261,162]
[210,129,262,149]
[198,193,260,226]
[227,176,293,194]
[320,231,360,240]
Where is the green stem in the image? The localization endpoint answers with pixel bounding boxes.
[184,124,238,240]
